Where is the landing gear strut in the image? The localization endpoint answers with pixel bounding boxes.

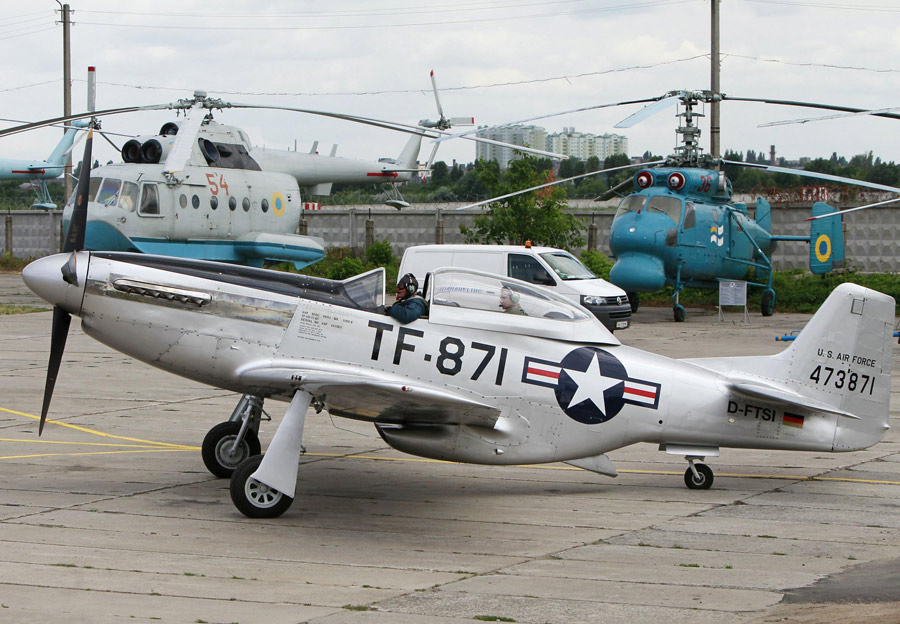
[201,394,267,478]
[683,458,714,489]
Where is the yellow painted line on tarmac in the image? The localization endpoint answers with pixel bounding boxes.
[0,406,199,458]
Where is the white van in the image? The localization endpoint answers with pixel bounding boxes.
[398,244,631,331]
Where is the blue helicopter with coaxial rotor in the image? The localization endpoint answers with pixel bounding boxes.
[599,90,900,322]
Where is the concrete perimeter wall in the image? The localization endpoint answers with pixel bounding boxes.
[2,203,898,272]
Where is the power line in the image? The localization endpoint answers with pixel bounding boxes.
[724,53,900,74]
[743,0,900,12]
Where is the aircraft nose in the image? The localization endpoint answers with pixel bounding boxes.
[22,252,89,315]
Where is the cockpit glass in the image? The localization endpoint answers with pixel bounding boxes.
[614,195,646,219]
[119,181,138,212]
[539,252,596,280]
[647,195,683,225]
[88,177,101,202]
[343,268,385,309]
[430,270,590,321]
[683,202,696,229]
[96,178,121,205]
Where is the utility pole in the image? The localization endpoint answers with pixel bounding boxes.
[710,0,721,162]
[57,2,73,198]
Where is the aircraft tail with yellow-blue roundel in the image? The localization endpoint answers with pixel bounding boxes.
[809,202,844,274]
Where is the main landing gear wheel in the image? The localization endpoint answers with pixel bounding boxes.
[202,421,261,478]
[761,289,776,317]
[230,455,294,518]
[684,463,714,489]
[628,292,639,313]
[673,304,686,323]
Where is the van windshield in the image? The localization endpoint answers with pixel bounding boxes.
[539,252,596,280]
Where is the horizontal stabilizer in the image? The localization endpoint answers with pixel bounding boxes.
[728,381,858,419]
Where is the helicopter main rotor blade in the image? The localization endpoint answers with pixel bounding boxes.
[760,106,900,128]
[807,196,900,221]
[594,176,635,201]
[455,160,665,211]
[614,95,681,128]
[432,95,666,144]
[163,102,206,175]
[722,96,900,122]
[38,126,94,435]
[722,159,900,195]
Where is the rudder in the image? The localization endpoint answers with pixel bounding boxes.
[809,202,844,274]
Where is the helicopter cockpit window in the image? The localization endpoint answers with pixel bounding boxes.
[210,142,262,171]
[647,195,682,225]
[88,177,102,202]
[119,181,138,212]
[614,195,646,219]
[138,184,160,216]
[683,202,696,229]
[96,178,121,206]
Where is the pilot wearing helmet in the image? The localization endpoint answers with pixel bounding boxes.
[499,287,526,315]
[386,273,428,323]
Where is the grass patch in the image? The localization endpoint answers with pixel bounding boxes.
[0,303,46,315]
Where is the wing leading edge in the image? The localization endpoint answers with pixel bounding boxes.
[237,362,501,427]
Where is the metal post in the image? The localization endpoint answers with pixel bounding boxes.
[365,218,375,250]
[435,208,444,244]
[4,215,12,256]
[710,0,721,162]
[298,216,308,235]
[59,3,73,199]
[349,208,358,255]
[588,215,598,251]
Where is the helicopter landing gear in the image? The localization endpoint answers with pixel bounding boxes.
[628,292,640,313]
[201,394,267,478]
[761,288,776,317]
[684,459,714,490]
[673,304,686,322]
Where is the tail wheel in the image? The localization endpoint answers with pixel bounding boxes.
[230,455,294,518]
[761,289,776,317]
[673,304,686,322]
[684,463,714,490]
[202,421,261,478]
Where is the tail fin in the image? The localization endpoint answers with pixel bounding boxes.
[783,283,893,449]
[396,134,423,170]
[755,197,771,233]
[809,202,845,274]
[688,283,894,451]
[46,120,89,167]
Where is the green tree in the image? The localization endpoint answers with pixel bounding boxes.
[460,157,584,248]
[429,161,449,186]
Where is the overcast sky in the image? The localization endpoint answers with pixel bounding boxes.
[2,0,899,172]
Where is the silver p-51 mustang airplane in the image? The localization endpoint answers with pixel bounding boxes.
[22,130,896,518]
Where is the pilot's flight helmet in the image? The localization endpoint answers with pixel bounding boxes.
[397,273,418,297]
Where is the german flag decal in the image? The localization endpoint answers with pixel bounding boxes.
[783,412,805,429]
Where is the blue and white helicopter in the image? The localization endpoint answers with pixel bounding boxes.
[0,120,88,208]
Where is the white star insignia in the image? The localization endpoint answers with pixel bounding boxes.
[564,353,623,415]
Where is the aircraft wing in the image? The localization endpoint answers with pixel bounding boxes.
[727,381,859,419]
[238,364,501,427]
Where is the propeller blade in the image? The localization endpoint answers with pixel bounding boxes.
[455,160,665,211]
[39,307,71,435]
[163,102,205,174]
[64,126,94,253]
[430,70,445,121]
[614,95,680,128]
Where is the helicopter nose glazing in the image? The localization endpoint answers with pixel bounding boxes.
[22,252,89,315]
